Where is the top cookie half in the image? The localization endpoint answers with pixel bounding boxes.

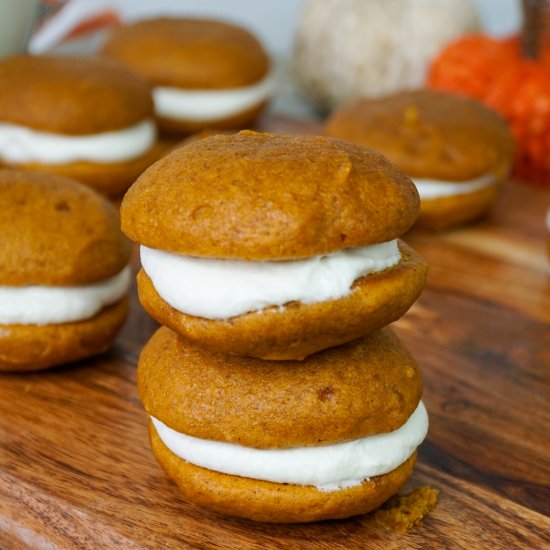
[121,131,419,260]
[325,90,514,181]
[101,18,270,89]
[0,169,130,285]
[0,55,153,135]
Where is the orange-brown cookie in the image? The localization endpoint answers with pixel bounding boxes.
[139,327,426,522]
[416,183,501,231]
[150,425,417,523]
[101,18,269,89]
[122,132,425,359]
[0,299,128,372]
[0,169,131,371]
[324,90,513,181]
[138,326,422,447]
[325,90,514,230]
[122,132,420,259]
[0,170,129,285]
[101,18,272,134]
[137,241,426,360]
[0,55,159,196]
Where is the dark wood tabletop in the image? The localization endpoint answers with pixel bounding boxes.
[1,116,549,549]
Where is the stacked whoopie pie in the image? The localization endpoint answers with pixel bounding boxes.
[121,131,429,523]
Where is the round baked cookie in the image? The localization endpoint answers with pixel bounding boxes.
[151,428,417,523]
[139,327,428,522]
[0,169,131,371]
[101,18,273,135]
[121,131,427,360]
[1,300,128,372]
[139,326,422,447]
[137,242,425,360]
[325,90,515,230]
[0,55,160,197]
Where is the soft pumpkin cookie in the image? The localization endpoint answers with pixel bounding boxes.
[121,131,427,360]
[325,90,514,230]
[140,327,428,523]
[101,18,273,135]
[0,55,161,196]
[0,169,131,371]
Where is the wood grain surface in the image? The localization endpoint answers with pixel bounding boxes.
[1,116,549,549]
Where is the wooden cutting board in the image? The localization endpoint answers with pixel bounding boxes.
[1,116,549,549]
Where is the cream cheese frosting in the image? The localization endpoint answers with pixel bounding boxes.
[152,401,428,491]
[153,72,275,122]
[413,173,497,200]
[0,265,131,325]
[140,239,401,320]
[0,119,156,164]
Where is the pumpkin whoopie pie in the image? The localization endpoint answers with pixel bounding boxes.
[325,90,515,230]
[121,131,427,360]
[139,326,428,523]
[0,55,162,197]
[0,169,131,371]
[101,18,273,135]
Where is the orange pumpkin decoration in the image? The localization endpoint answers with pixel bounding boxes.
[428,33,550,186]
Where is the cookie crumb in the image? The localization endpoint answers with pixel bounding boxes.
[374,486,439,533]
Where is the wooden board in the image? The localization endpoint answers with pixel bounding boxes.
[1,116,550,549]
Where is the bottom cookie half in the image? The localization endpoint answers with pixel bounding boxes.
[0,298,128,372]
[150,422,417,524]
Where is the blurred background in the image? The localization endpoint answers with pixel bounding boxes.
[27,0,521,57]
[19,0,522,119]
[2,0,549,186]
[17,0,522,118]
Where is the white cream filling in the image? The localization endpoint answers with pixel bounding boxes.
[153,72,275,122]
[413,173,497,200]
[140,239,401,320]
[0,119,156,164]
[152,401,428,492]
[0,265,131,325]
